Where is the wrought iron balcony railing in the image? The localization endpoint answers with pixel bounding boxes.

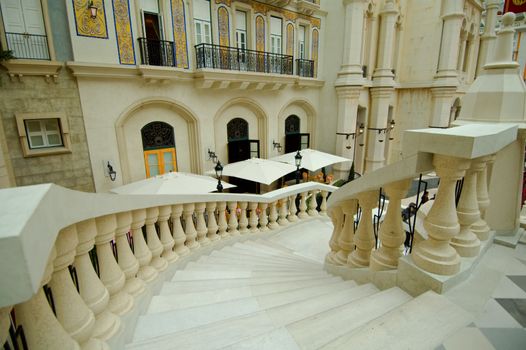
[5,32,50,60]
[296,58,315,78]
[138,37,176,67]
[195,43,294,75]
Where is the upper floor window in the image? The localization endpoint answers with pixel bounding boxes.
[193,0,211,45]
[25,119,62,149]
[0,0,50,60]
[270,16,282,54]
[140,0,164,40]
[235,10,247,50]
[298,25,306,59]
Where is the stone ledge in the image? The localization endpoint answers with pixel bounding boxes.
[493,228,525,248]
[324,263,398,290]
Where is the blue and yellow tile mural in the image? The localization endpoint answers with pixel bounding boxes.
[312,28,319,74]
[171,0,189,69]
[73,0,108,39]
[256,15,265,52]
[286,23,294,56]
[112,0,135,65]
[218,7,230,47]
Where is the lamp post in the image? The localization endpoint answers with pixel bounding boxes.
[215,161,224,193]
[295,150,302,184]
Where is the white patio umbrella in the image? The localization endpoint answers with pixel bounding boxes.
[219,158,297,185]
[270,148,350,172]
[110,172,235,195]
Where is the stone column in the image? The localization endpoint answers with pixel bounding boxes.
[206,202,220,241]
[472,156,491,240]
[268,201,280,229]
[412,155,470,275]
[451,159,483,257]
[171,204,190,256]
[337,0,367,82]
[278,198,289,225]
[238,202,249,234]
[183,203,200,249]
[217,201,229,238]
[145,207,168,272]
[227,201,240,236]
[131,209,158,282]
[114,212,145,297]
[48,226,104,350]
[308,190,319,216]
[15,247,81,350]
[248,202,260,233]
[370,179,411,271]
[259,202,269,231]
[288,195,299,222]
[476,0,500,76]
[365,88,393,172]
[75,219,120,341]
[158,206,178,262]
[94,215,134,315]
[435,0,464,82]
[326,206,344,265]
[348,190,378,267]
[333,200,358,265]
[195,202,211,245]
[372,0,398,83]
[429,87,457,127]
[333,88,361,178]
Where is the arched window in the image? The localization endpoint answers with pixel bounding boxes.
[227,118,249,141]
[141,121,177,177]
[285,115,300,134]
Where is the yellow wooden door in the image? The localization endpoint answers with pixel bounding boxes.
[144,148,177,177]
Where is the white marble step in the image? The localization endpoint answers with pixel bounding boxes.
[288,287,412,350]
[320,291,473,350]
[184,261,322,272]
[126,283,379,350]
[170,269,330,281]
[208,250,320,268]
[197,256,324,271]
[147,279,357,314]
[220,328,301,350]
[214,247,320,266]
[158,275,343,294]
[230,242,320,264]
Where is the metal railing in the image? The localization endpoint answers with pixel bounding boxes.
[195,43,294,75]
[296,58,315,78]
[138,37,176,67]
[5,32,50,60]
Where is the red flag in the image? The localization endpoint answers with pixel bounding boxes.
[504,0,526,13]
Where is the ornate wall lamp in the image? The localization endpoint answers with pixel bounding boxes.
[107,161,116,181]
[336,123,365,149]
[88,1,98,19]
[272,140,283,152]
[208,148,218,163]
[368,120,396,142]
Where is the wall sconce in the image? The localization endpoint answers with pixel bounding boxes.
[107,161,116,181]
[88,1,98,19]
[336,123,365,149]
[368,120,396,142]
[208,148,218,163]
[272,140,282,152]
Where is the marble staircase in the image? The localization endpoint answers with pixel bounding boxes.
[125,239,472,350]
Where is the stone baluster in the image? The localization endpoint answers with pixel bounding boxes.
[333,200,358,265]
[471,155,492,240]
[320,191,328,216]
[75,219,120,341]
[183,203,200,249]
[370,179,411,271]
[238,201,249,234]
[268,201,280,229]
[348,191,377,267]
[288,195,299,222]
[308,190,319,216]
[131,209,158,282]
[171,204,190,256]
[195,202,211,246]
[227,201,240,236]
[325,206,344,265]
[48,225,103,350]
[15,247,81,349]
[451,159,483,257]
[278,198,289,226]
[413,155,470,275]
[248,202,259,233]
[145,207,168,272]
[206,202,220,241]
[298,192,309,219]
[158,206,178,262]
[259,203,269,231]
[217,201,229,238]
[114,213,145,297]
[95,215,134,315]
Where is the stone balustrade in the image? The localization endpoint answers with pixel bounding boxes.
[0,181,335,349]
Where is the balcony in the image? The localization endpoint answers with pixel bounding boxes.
[296,58,315,78]
[5,32,50,60]
[138,38,176,67]
[195,43,293,76]
[296,0,320,15]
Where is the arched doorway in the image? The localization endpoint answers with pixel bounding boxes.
[141,121,177,177]
[284,114,310,152]
[227,117,260,193]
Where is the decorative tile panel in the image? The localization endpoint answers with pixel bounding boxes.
[112,0,135,64]
[218,7,230,46]
[72,0,108,38]
[286,23,294,56]
[312,28,319,74]
[171,0,189,68]
[256,15,265,52]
